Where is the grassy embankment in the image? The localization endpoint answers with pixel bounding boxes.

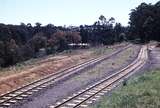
[92,69,160,108]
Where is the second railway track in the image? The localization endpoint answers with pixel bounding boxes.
[49,45,148,108]
[0,45,132,107]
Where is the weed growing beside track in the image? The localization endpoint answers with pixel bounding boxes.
[92,69,160,108]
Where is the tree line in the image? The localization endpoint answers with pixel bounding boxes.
[129,1,160,42]
[0,15,126,67]
[0,1,160,67]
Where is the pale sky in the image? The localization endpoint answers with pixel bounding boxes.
[0,0,158,26]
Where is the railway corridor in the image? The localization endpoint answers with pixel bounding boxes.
[0,44,143,108]
[49,45,148,108]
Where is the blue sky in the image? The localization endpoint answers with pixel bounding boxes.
[0,0,158,26]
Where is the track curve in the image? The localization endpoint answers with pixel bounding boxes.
[0,45,132,107]
[49,45,148,108]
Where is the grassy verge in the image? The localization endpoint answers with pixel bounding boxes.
[92,69,160,108]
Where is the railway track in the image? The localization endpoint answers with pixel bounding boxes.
[49,45,148,108]
[0,45,132,108]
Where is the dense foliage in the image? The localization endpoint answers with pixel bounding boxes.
[0,24,83,67]
[80,16,126,45]
[0,15,125,67]
[129,1,160,42]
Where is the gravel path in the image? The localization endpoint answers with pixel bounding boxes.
[148,46,160,69]
[11,45,140,108]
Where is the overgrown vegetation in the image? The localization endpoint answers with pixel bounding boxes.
[92,69,160,108]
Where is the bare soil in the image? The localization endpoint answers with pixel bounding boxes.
[0,51,92,94]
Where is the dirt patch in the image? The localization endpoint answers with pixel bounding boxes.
[0,51,93,94]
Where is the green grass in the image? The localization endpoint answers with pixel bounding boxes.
[92,69,160,108]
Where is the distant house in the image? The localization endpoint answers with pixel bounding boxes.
[36,48,46,57]
[68,43,90,49]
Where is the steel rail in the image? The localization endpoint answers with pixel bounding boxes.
[0,45,132,107]
[50,45,147,108]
